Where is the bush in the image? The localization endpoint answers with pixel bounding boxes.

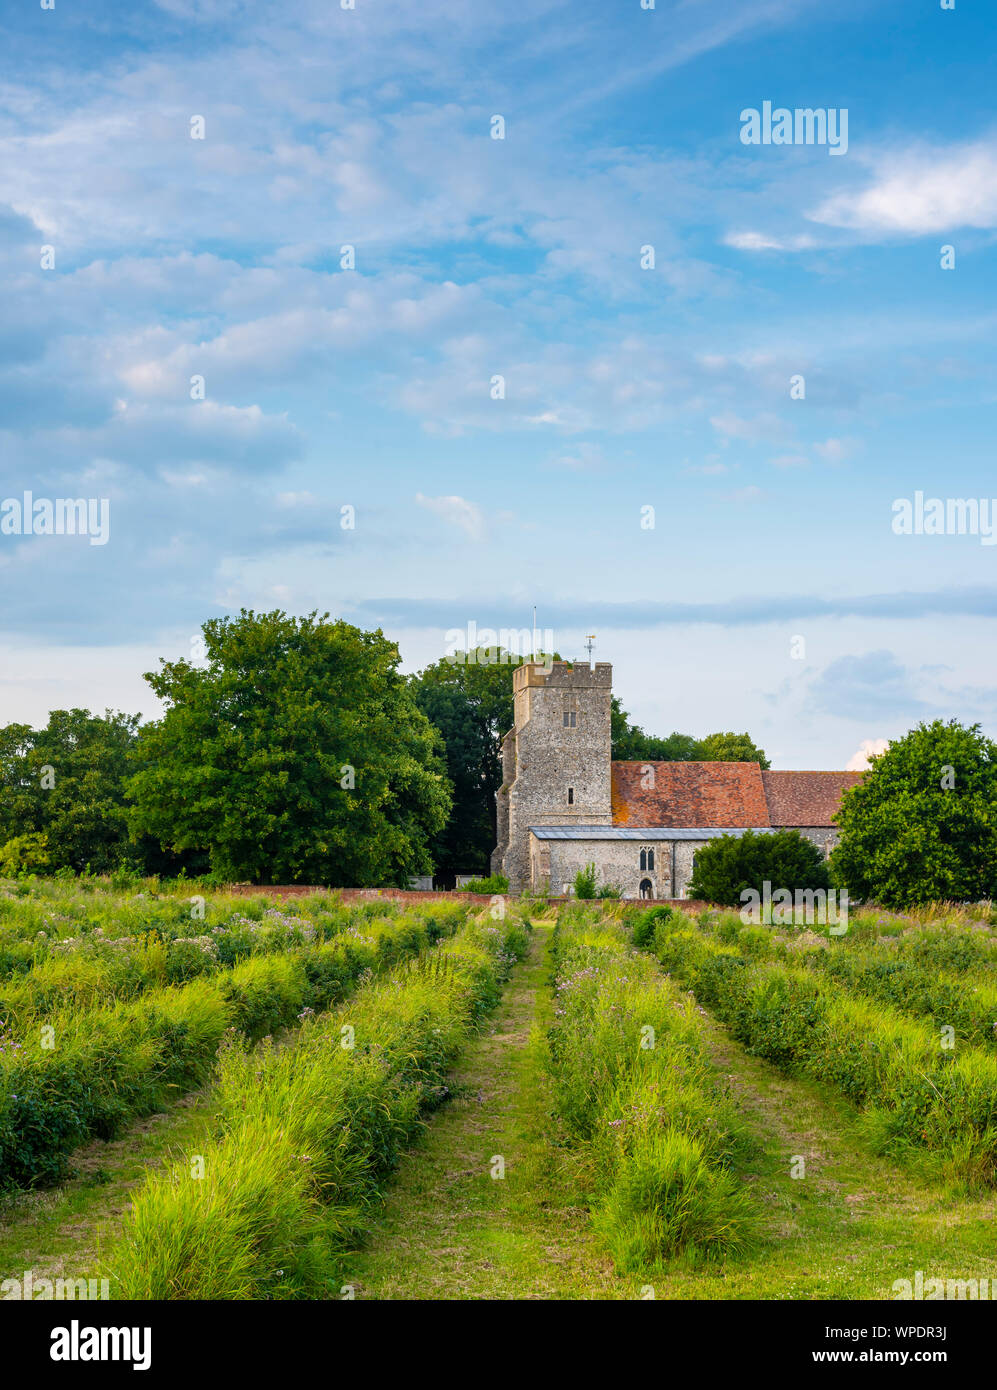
[632,904,674,949]
[686,829,829,909]
[462,873,508,895]
[0,834,50,876]
[573,863,598,899]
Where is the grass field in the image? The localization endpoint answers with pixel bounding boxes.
[3,880,997,1300]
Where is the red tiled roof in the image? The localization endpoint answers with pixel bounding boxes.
[611,762,770,828]
[761,770,864,827]
[610,762,863,830]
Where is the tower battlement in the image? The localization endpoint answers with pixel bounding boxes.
[512,660,613,692]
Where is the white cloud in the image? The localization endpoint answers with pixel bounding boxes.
[810,142,997,235]
[415,492,484,540]
[724,230,817,252]
[846,737,890,771]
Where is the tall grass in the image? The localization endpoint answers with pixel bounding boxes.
[0,902,468,1190]
[678,906,997,1048]
[101,913,530,1299]
[650,921,997,1185]
[546,908,756,1274]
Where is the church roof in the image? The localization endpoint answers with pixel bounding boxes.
[611,761,770,828]
[530,826,780,841]
[610,761,861,830]
[761,770,863,826]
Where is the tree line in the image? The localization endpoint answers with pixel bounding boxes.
[5,610,993,906]
[0,611,769,885]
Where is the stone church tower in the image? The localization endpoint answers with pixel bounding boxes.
[491,660,613,893]
[490,657,861,900]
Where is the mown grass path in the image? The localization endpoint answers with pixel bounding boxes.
[349,920,997,1301]
[644,1004,997,1300]
[0,1088,220,1288]
[347,920,641,1300]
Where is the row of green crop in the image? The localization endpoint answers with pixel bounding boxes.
[0,903,469,1191]
[688,904,997,972]
[682,909,997,1049]
[649,921,997,1185]
[100,912,531,1299]
[0,898,468,1024]
[0,884,430,977]
[546,906,756,1273]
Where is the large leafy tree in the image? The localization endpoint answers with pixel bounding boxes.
[687,828,829,907]
[0,709,140,872]
[128,611,452,885]
[830,720,997,908]
[410,648,529,875]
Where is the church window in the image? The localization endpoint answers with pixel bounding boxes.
[563,710,576,727]
[639,847,654,872]
[567,787,574,805]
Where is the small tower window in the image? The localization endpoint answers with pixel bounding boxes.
[563,710,576,727]
[567,787,574,805]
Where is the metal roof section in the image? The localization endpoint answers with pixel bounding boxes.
[528,825,780,841]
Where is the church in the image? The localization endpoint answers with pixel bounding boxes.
[491,659,861,899]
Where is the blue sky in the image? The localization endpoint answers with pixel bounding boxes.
[1,0,996,770]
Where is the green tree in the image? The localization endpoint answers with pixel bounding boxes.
[409,650,521,874]
[127,611,452,886]
[611,700,768,766]
[687,828,829,907]
[830,720,997,908]
[0,709,140,872]
[696,731,771,768]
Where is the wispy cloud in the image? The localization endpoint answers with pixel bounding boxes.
[346,585,997,632]
[414,492,484,540]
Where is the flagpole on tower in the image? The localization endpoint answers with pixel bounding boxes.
[585,633,596,669]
